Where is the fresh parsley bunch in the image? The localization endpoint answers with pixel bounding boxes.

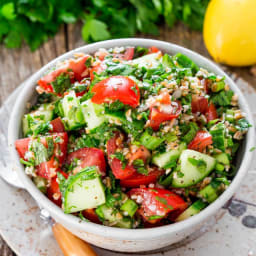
[0,0,209,51]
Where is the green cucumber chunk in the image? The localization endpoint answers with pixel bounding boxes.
[152,142,186,169]
[60,91,85,130]
[140,131,164,150]
[63,167,105,214]
[175,200,207,222]
[198,180,223,203]
[211,81,225,92]
[225,109,234,122]
[214,153,230,165]
[96,204,132,228]
[81,100,107,130]
[215,163,225,171]
[120,199,138,217]
[172,150,216,188]
[23,103,54,136]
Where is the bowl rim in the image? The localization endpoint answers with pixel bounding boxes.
[8,38,255,240]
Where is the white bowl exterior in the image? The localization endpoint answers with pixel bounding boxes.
[8,38,255,252]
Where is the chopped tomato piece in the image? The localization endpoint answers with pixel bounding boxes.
[129,188,187,223]
[202,78,211,94]
[91,76,140,108]
[82,209,101,224]
[15,133,68,179]
[47,169,68,206]
[15,138,30,160]
[37,55,90,94]
[129,145,151,164]
[107,133,136,180]
[188,131,213,152]
[120,169,164,188]
[149,101,181,131]
[123,47,134,60]
[50,118,65,133]
[148,46,160,54]
[206,103,218,122]
[66,147,106,176]
[37,133,68,179]
[191,95,209,114]
[90,62,107,80]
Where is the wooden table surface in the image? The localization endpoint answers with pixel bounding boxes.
[0,22,255,256]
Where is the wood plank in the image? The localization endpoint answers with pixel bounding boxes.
[0,26,67,106]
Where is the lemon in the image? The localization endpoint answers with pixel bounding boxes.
[203,0,256,66]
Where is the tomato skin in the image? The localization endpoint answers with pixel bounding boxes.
[91,76,140,108]
[47,169,68,207]
[188,130,213,152]
[206,103,218,122]
[149,101,181,131]
[68,55,90,81]
[90,62,107,80]
[129,145,151,164]
[202,78,211,94]
[120,169,164,188]
[191,95,209,114]
[149,46,160,54]
[106,133,136,180]
[38,68,69,94]
[38,55,90,94]
[129,188,187,223]
[15,138,30,159]
[50,118,65,133]
[67,147,106,176]
[82,209,101,224]
[123,47,134,60]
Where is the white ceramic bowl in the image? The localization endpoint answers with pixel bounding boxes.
[8,38,255,252]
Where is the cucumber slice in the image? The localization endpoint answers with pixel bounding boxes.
[152,142,186,169]
[23,103,54,136]
[198,180,223,203]
[81,100,107,130]
[214,153,230,165]
[172,150,216,188]
[132,53,161,68]
[140,131,164,150]
[120,199,138,217]
[96,204,132,228]
[63,167,105,213]
[60,91,85,130]
[175,200,207,222]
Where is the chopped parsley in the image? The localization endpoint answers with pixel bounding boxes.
[188,157,207,173]
[132,159,148,175]
[51,73,71,94]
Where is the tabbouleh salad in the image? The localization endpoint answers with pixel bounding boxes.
[15,45,251,228]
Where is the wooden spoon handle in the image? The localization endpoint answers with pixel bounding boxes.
[52,223,98,256]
